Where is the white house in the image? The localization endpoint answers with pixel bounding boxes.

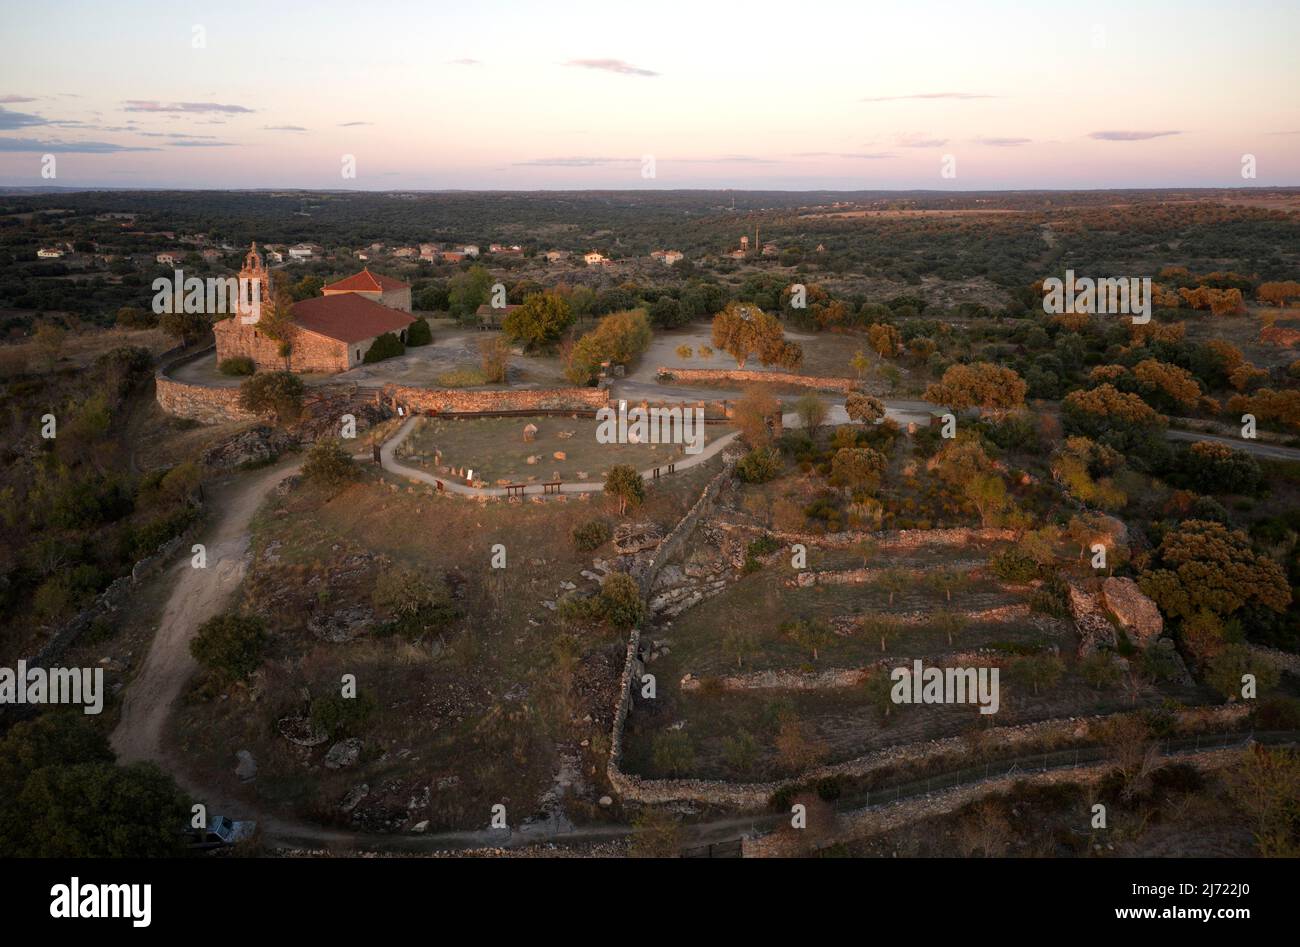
[288,243,316,261]
[462,245,480,258]
[583,251,609,265]
[37,247,65,259]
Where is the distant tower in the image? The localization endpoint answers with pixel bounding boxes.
[238,242,270,324]
[740,235,749,251]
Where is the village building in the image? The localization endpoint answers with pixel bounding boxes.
[322,267,412,312]
[544,249,569,263]
[288,243,317,261]
[584,250,609,265]
[37,247,65,259]
[475,302,520,329]
[213,244,415,374]
[419,243,441,261]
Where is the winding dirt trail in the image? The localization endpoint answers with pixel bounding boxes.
[111,461,302,765]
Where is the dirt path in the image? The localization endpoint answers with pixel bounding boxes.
[111,460,302,764]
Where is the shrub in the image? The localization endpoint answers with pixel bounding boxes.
[310,691,377,739]
[991,548,1039,583]
[302,440,359,490]
[363,332,405,363]
[190,613,267,683]
[571,518,611,552]
[737,446,781,483]
[599,572,644,630]
[406,317,432,347]
[372,567,459,639]
[651,730,695,776]
[218,356,256,376]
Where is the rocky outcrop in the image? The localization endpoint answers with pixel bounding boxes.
[613,522,664,555]
[202,425,298,469]
[1101,577,1163,648]
[1068,583,1116,657]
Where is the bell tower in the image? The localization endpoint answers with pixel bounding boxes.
[238,242,270,324]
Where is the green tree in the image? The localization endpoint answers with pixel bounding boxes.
[604,464,645,515]
[448,265,492,318]
[238,371,304,424]
[794,394,827,433]
[503,292,574,350]
[781,618,833,661]
[711,302,801,370]
[931,609,968,647]
[723,628,760,668]
[302,439,359,490]
[924,362,1028,415]
[845,392,886,425]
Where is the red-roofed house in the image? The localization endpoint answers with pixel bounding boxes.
[213,245,416,373]
[322,267,412,312]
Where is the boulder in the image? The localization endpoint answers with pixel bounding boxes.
[1068,583,1116,657]
[324,737,362,769]
[613,521,664,555]
[234,749,258,782]
[339,784,369,812]
[1101,577,1163,648]
[308,605,375,643]
[278,714,329,747]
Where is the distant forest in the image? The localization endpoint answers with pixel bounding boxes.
[1,188,1298,327]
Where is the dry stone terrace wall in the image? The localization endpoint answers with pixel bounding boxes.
[609,704,1252,810]
[381,383,609,414]
[661,367,858,393]
[717,523,1019,549]
[741,744,1254,858]
[607,459,738,790]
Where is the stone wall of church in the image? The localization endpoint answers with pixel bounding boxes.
[213,320,351,373]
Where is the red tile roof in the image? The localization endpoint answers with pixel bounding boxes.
[291,294,415,345]
[323,267,410,293]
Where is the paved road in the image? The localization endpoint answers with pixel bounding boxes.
[1166,427,1300,461]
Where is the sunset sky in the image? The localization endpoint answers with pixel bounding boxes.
[2,0,1298,190]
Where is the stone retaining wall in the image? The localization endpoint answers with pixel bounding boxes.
[607,459,738,791]
[155,374,257,423]
[719,523,1019,549]
[659,368,857,393]
[382,383,608,414]
[609,703,1250,810]
[741,744,1250,857]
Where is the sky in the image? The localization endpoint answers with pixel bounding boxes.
[1,0,1298,190]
